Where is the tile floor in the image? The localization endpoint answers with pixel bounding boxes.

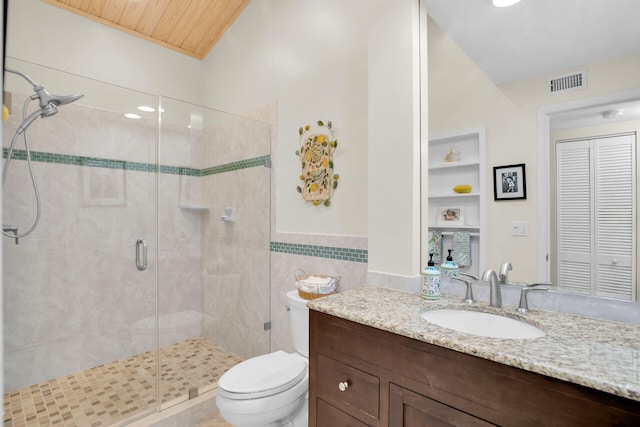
[3,338,242,427]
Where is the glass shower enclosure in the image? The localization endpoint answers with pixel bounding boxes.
[2,60,271,425]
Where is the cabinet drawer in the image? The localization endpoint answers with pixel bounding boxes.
[316,353,380,420]
[390,383,494,426]
[317,398,371,427]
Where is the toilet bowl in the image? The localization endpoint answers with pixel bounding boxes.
[216,290,309,427]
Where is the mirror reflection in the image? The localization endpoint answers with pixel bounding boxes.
[425,0,640,302]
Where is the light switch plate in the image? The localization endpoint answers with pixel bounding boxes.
[512,221,528,236]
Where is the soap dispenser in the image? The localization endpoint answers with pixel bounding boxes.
[421,254,441,300]
[441,249,459,279]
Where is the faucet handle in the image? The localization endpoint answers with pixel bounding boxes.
[517,283,551,313]
[451,276,475,304]
[459,272,479,281]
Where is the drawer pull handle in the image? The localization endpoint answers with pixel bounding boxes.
[338,380,350,392]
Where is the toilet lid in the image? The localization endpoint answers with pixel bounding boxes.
[218,351,307,399]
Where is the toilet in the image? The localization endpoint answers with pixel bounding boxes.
[216,290,309,427]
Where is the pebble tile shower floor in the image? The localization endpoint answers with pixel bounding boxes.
[3,337,242,426]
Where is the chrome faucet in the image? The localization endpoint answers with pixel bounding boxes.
[498,262,512,284]
[482,269,502,307]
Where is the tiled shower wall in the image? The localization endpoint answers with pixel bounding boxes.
[2,94,244,391]
[199,108,272,360]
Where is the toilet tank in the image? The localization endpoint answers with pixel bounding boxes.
[286,290,309,358]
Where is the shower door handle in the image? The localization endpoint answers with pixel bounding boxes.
[135,238,148,271]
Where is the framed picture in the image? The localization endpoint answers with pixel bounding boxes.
[493,163,526,201]
[436,206,464,226]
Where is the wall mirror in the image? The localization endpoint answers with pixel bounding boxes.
[424,0,640,302]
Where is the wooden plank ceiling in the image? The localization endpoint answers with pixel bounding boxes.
[42,0,250,59]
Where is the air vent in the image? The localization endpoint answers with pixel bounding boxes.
[547,71,587,95]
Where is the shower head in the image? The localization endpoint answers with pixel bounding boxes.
[34,86,84,108]
[4,67,84,134]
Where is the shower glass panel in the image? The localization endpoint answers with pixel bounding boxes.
[2,60,272,423]
[157,96,272,410]
[3,60,159,425]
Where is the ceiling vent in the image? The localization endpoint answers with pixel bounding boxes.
[547,71,587,95]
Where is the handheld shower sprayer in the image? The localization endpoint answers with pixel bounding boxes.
[2,67,84,243]
[15,104,58,135]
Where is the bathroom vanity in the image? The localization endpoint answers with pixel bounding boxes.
[307,287,640,426]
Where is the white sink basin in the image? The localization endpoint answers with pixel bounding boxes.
[420,309,545,339]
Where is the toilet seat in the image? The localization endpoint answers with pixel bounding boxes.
[218,351,307,400]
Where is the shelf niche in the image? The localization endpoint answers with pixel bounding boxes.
[427,128,486,277]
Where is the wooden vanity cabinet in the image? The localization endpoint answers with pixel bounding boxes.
[308,310,640,427]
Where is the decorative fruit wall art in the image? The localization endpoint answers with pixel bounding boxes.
[295,120,339,206]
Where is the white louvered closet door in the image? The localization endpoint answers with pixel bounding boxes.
[557,139,593,295]
[594,135,635,300]
[556,133,636,301]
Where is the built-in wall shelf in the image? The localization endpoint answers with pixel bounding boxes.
[180,203,210,211]
[428,128,486,276]
[428,192,480,198]
[429,160,480,171]
[429,226,480,232]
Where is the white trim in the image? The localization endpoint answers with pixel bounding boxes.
[536,88,640,283]
[537,109,550,281]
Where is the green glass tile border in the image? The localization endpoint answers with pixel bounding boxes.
[201,155,270,176]
[3,148,268,177]
[270,241,368,263]
[159,165,200,176]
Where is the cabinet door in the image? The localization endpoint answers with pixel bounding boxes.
[389,384,495,427]
[317,398,372,427]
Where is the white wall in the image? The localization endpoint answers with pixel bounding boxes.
[6,0,203,104]
[428,17,640,283]
[202,0,377,238]
[367,0,422,278]
[203,0,422,280]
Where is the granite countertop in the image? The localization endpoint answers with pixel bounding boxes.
[307,286,640,403]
